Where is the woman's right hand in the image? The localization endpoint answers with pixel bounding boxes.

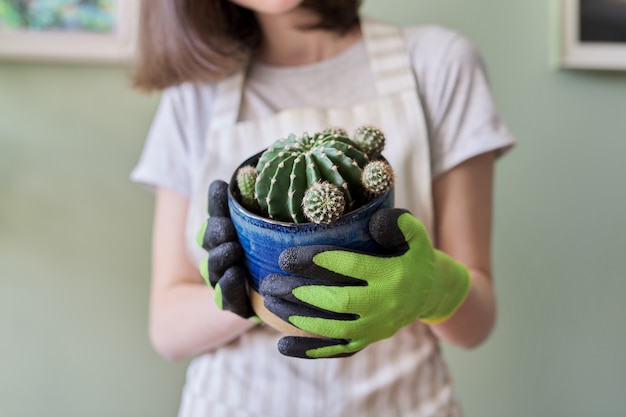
[197,180,256,319]
[148,186,256,361]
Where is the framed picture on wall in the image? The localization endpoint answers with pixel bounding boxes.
[0,0,138,63]
[560,0,626,69]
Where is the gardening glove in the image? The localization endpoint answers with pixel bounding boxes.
[260,208,471,359]
[197,180,256,319]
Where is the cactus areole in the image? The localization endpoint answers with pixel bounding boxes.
[234,126,394,224]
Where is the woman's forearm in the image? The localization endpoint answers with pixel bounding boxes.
[430,152,497,349]
[429,268,496,348]
[149,282,257,361]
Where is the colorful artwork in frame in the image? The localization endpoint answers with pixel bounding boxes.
[0,0,138,63]
[560,0,626,70]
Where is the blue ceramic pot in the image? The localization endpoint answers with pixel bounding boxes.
[227,150,394,335]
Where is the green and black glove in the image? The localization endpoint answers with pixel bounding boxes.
[197,180,256,319]
[260,208,471,359]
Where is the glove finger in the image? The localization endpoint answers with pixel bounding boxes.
[277,336,357,359]
[368,208,412,251]
[369,208,434,254]
[217,266,255,318]
[203,217,237,250]
[279,246,365,285]
[264,293,356,325]
[208,241,244,279]
[208,180,230,218]
[260,273,342,298]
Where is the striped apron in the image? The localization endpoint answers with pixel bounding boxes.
[181,18,461,417]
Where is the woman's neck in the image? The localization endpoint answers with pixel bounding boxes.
[254,10,362,67]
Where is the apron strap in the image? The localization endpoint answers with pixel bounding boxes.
[208,69,245,132]
[361,17,417,96]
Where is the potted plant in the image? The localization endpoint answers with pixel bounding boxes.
[227,126,395,335]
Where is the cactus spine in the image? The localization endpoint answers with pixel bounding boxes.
[255,130,369,223]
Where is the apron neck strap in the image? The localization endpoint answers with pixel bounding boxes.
[360,16,417,96]
[208,69,246,133]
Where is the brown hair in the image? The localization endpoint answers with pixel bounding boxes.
[132,0,362,91]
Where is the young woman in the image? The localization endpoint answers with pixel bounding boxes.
[131,0,515,415]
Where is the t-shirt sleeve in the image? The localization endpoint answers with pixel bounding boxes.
[130,87,193,197]
[415,30,516,178]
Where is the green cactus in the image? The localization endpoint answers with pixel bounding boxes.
[302,182,346,224]
[254,130,370,223]
[233,125,391,224]
[236,165,259,211]
[362,160,395,197]
[353,125,385,160]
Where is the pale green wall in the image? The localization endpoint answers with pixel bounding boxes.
[0,64,186,416]
[1,1,625,416]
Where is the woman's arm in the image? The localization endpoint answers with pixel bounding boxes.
[429,151,497,349]
[148,187,256,361]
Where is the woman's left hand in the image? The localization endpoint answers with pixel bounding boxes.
[260,208,471,359]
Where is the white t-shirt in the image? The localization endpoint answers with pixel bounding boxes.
[132,25,515,197]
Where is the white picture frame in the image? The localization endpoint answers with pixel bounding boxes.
[560,0,626,70]
[0,0,139,64]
